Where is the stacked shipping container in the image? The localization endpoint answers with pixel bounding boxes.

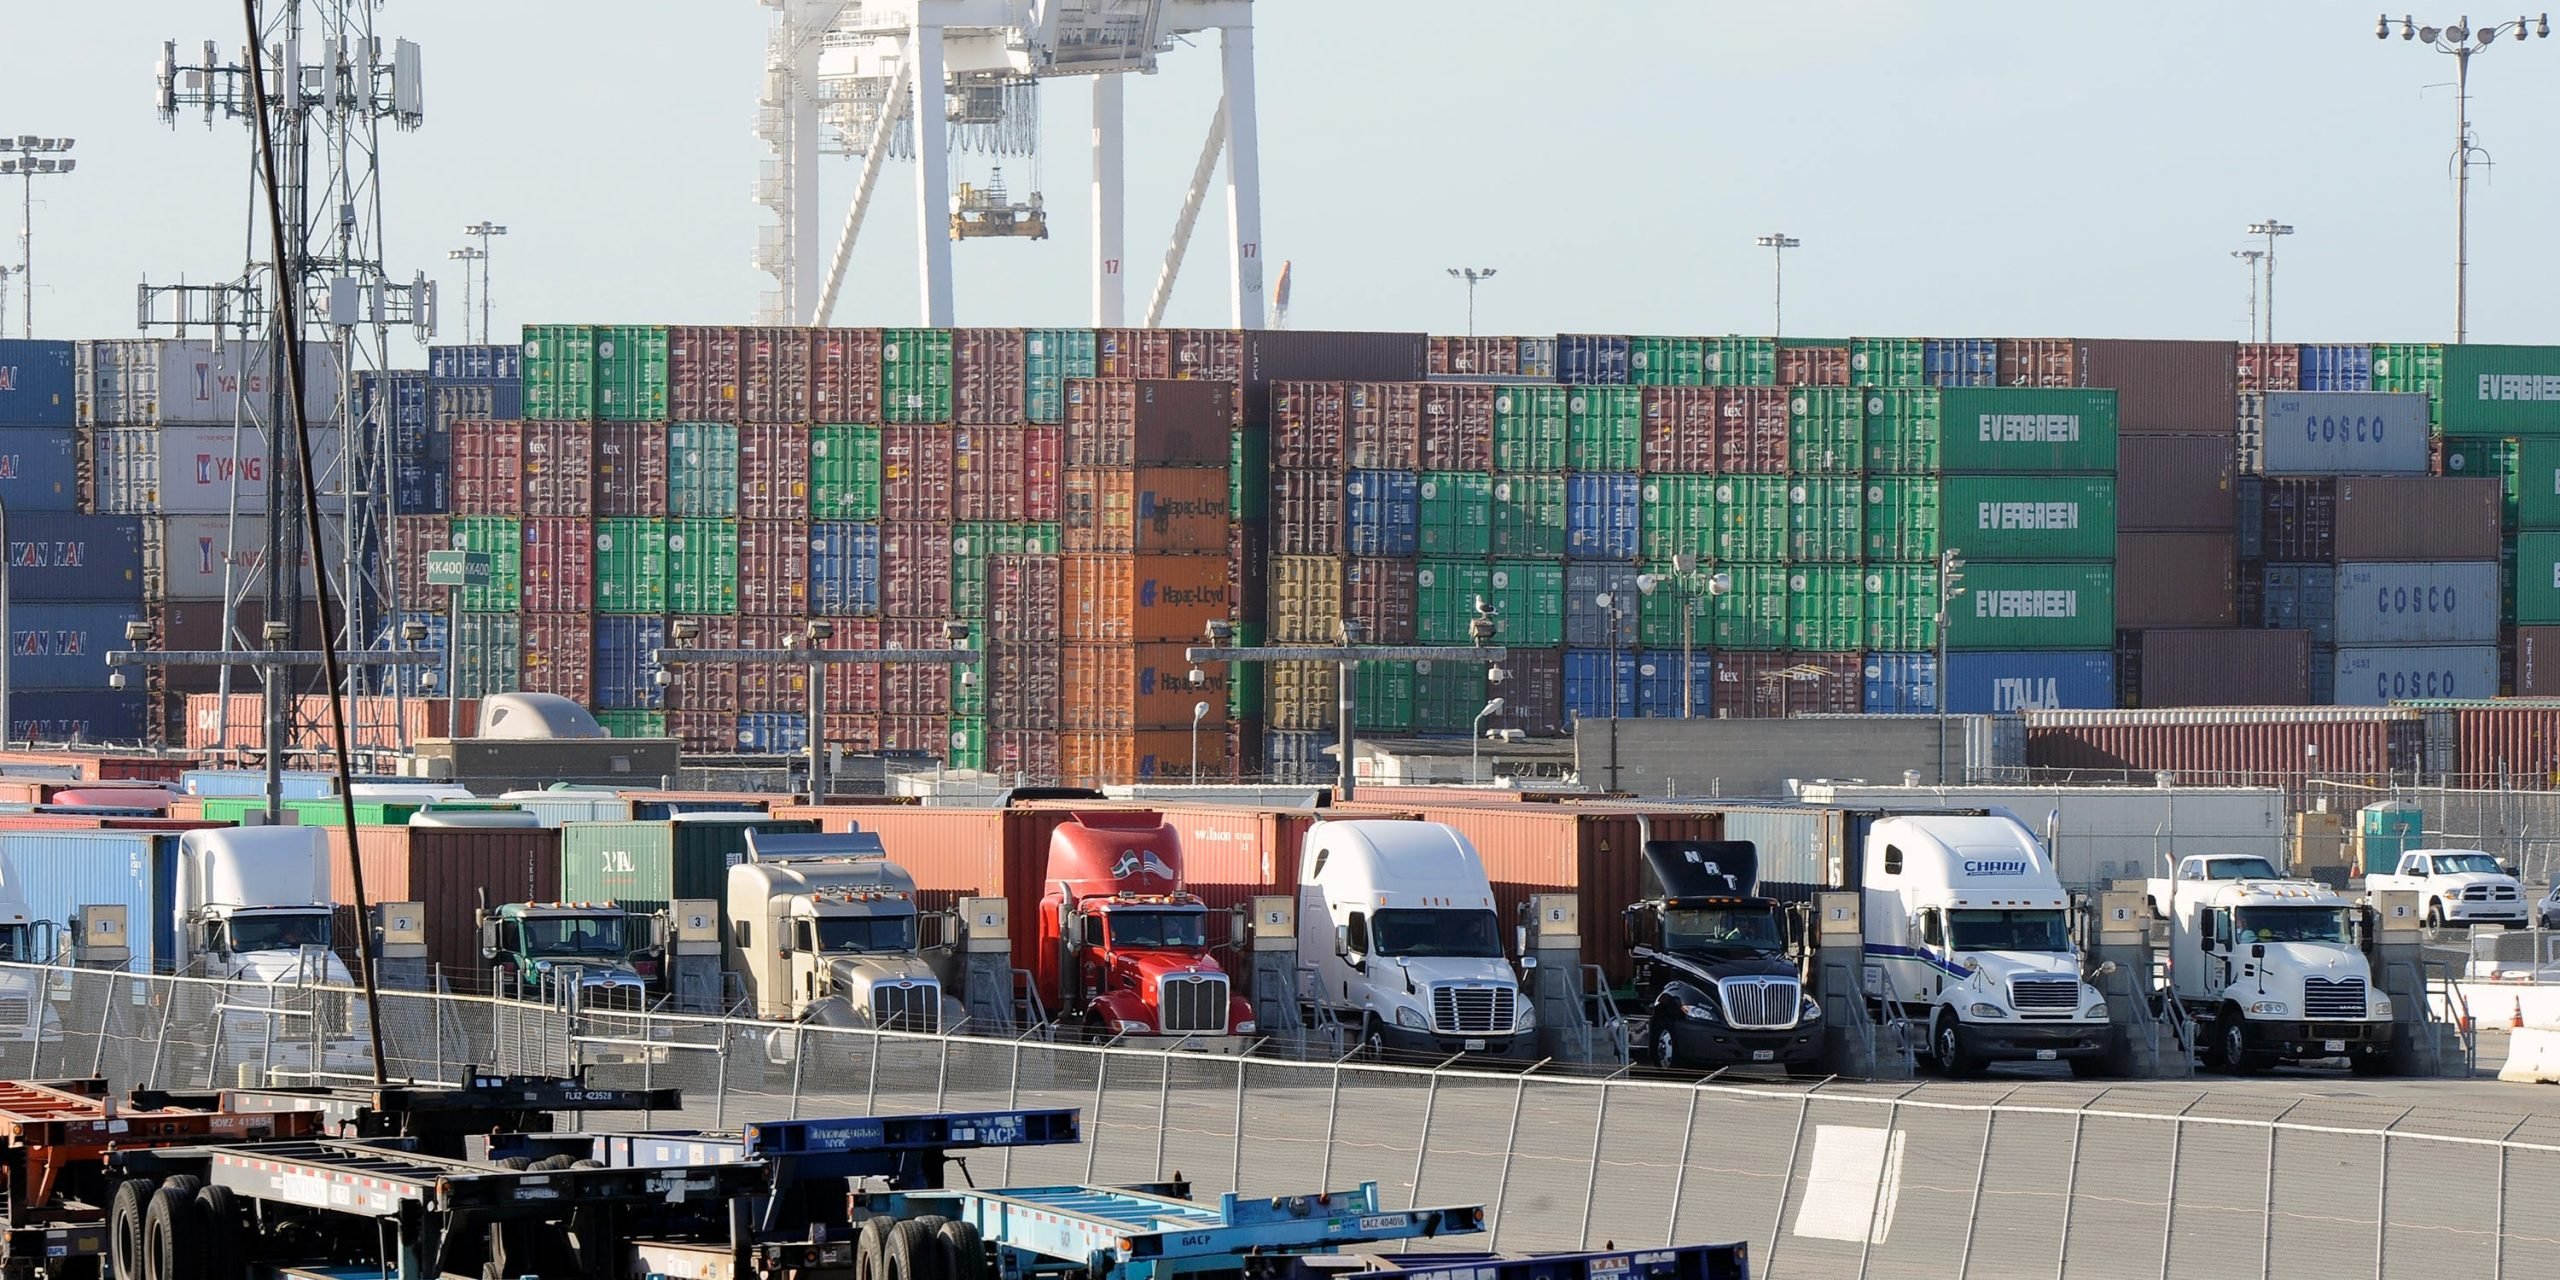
[2,339,149,743]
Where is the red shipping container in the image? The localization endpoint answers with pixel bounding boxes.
[1717,387,1789,473]
[1066,380,1234,468]
[881,522,955,620]
[1345,382,1422,471]
[810,328,884,424]
[1997,338,2076,388]
[520,420,594,518]
[2453,705,2560,785]
[822,713,881,753]
[881,619,956,716]
[954,427,1065,524]
[2075,339,2238,434]
[449,420,522,515]
[594,422,670,517]
[519,517,594,613]
[955,327,1029,426]
[1429,335,1520,378]
[1640,386,1719,474]
[2022,707,2423,785]
[670,616,741,711]
[1229,521,1269,625]
[1269,381,1346,470]
[1272,470,1344,557]
[1419,384,1495,472]
[519,613,593,706]
[1344,557,1417,644]
[953,426,1002,522]
[738,519,812,617]
[1060,553,1230,644]
[879,715,950,755]
[2128,629,2311,708]
[735,617,809,712]
[1778,345,1849,387]
[989,553,1062,643]
[393,515,452,610]
[2236,343,2301,393]
[738,424,811,520]
[993,729,1062,782]
[1168,328,1243,385]
[741,325,814,425]
[671,709,731,753]
[1099,328,1175,380]
[1788,651,1865,717]
[670,325,744,422]
[823,617,884,716]
[325,824,562,986]
[2519,627,2560,697]
[881,425,957,523]
[990,640,1062,726]
[2119,434,2236,530]
[1020,426,1065,523]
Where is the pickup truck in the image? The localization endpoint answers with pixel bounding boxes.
[2365,848,2528,929]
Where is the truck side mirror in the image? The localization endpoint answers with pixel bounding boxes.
[2251,943,2266,960]
[1622,906,1641,952]
[1334,923,1351,958]
[478,919,498,961]
[2508,865,2523,878]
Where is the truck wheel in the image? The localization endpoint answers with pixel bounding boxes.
[855,1217,894,1280]
[2217,1015,2265,1076]
[1649,1018,1680,1070]
[1932,1014,1980,1078]
[108,1179,155,1280]
[935,1220,986,1280]
[2424,903,2446,929]
[886,1219,948,1280]
[143,1181,201,1280]
[192,1186,241,1280]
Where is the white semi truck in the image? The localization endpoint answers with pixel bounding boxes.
[2145,853,2395,1074]
[1298,820,1535,1059]
[1861,812,2113,1076]
[725,828,963,1034]
[172,826,371,1077]
[2363,848,2528,929]
[0,851,62,1045]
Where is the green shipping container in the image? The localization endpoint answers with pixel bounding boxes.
[1787,565,1865,651]
[1355,662,1416,732]
[2441,344,2560,435]
[1639,475,1717,563]
[1787,477,1865,563]
[669,518,741,615]
[1863,476,1941,562]
[2517,438,2560,529]
[810,425,883,522]
[669,424,743,518]
[1230,428,1270,522]
[453,614,521,699]
[1419,472,1494,556]
[1848,337,1927,389]
[1628,336,1707,387]
[559,816,818,916]
[1636,561,1714,650]
[882,329,956,424]
[1491,474,1567,556]
[1713,476,1789,562]
[451,516,522,614]
[1935,388,2120,472]
[2370,343,2444,399]
[953,523,1060,617]
[1704,336,1778,387]
[597,710,670,739]
[1417,559,1494,644]
[1944,562,2116,651]
[1786,388,1866,474]
[1565,387,1643,471]
[200,797,452,826]
[1713,564,1789,651]
[595,517,671,614]
[1862,563,1940,651]
[595,325,670,421]
[1025,329,1099,424]
[1227,621,1266,720]
[521,325,595,420]
[1412,659,1490,732]
[1493,385,1570,472]
[2517,531,2560,624]
[1863,389,1943,472]
[949,717,987,770]
[1490,558,1565,647]
[1939,475,2118,561]
[2439,437,2520,531]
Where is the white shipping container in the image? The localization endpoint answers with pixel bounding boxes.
[2252,392,2430,475]
[2329,645,2499,706]
[2330,562,2500,646]
[76,339,345,428]
[145,515,346,600]
[1790,782,2287,889]
[93,425,347,516]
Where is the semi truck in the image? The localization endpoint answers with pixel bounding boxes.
[475,899,660,1010]
[725,827,964,1033]
[1624,838,1822,1073]
[2363,848,2529,929]
[2145,852,2396,1074]
[1036,811,1255,1047]
[168,827,371,1077]
[0,852,61,1046]
[1298,819,1535,1060]
[1860,812,2113,1077]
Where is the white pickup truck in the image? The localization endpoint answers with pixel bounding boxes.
[2364,848,2527,929]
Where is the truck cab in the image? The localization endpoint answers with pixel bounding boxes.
[477,901,659,1013]
[1861,813,2111,1076]
[726,828,962,1033]
[2148,853,2394,1074]
[0,853,61,1045]
[170,827,368,1075]
[2365,848,2527,929]
[1625,839,1821,1073]
[1298,820,1534,1060]
[1037,812,1254,1048]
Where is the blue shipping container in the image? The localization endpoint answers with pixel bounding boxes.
[362,371,432,454]
[2297,344,2373,392]
[809,522,881,616]
[430,380,521,437]
[8,602,145,690]
[428,344,524,382]
[1923,339,1999,388]
[0,340,76,426]
[2235,476,2264,560]
[1265,730,1332,783]
[1565,472,1641,561]
[9,690,149,743]
[393,456,450,514]
[182,769,337,798]
[594,616,668,711]
[1563,563,1640,648]
[0,427,79,513]
[1939,650,2115,714]
[2260,564,2337,643]
[735,713,807,754]
[1861,651,1939,714]
[1563,649,1639,720]
[1634,651,1714,717]
[0,830,175,971]
[4,515,144,601]
[1344,470,1420,557]
[1557,335,1632,386]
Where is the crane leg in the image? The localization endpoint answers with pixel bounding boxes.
[1144,101,1227,329]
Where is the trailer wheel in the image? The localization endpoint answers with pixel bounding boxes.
[936,1219,986,1280]
[107,1179,155,1280]
[192,1185,241,1280]
[143,1181,202,1280]
[886,1219,948,1280]
[529,1154,579,1172]
[855,1215,894,1280]
[493,1156,536,1171]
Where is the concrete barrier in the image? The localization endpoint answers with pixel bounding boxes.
[2497,1026,2560,1083]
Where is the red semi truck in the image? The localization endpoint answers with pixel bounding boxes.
[1035,811,1255,1049]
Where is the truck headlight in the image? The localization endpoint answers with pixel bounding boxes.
[1968,1002,2006,1019]
[2249,1000,2289,1016]
[1799,995,1824,1023]
[1678,999,1720,1024]
[1395,1006,1428,1030]
[1514,1001,1536,1031]
[2369,993,2392,1017]
[1117,1020,1150,1034]
[1236,1020,1257,1033]
[2083,1004,2107,1020]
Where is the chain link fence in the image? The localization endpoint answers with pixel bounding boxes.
[12,960,2560,1280]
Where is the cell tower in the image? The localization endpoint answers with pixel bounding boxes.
[143,0,433,754]
[756,0,1264,330]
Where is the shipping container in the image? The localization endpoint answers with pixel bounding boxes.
[1786,565,1864,651]
[1862,562,1940,651]
[1628,336,1706,388]
[2297,344,2374,392]
[593,615,667,711]
[2114,532,2236,628]
[809,328,884,425]
[1565,386,1643,470]
[0,426,80,512]
[449,613,523,700]
[9,691,149,744]
[427,344,523,383]
[2116,434,2235,531]
[1785,388,1865,473]
[958,424,1064,524]
[2235,343,2300,393]
[1848,337,1926,389]
[1638,475,1717,564]
[1060,553,1229,643]
[518,613,593,706]
[0,339,75,424]
[1938,474,2116,561]
[518,516,595,614]
[1935,387,2121,472]
[1561,649,1637,720]
[2125,628,2311,708]
[1024,329,1098,424]
[1418,472,1494,556]
[738,424,811,520]
[1564,472,1640,561]
[1344,382,1422,470]
[449,516,522,614]
[1923,338,1999,388]
[1562,563,1641,649]
[810,423,883,522]
[448,419,520,515]
[987,552,1060,643]
[77,338,345,428]
[1066,380,1232,467]
[1342,557,1417,646]
[666,423,742,518]
[0,831,171,970]
[881,329,955,423]
[1064,464,1230,558]
[323,824,563,987]
[1860,388,1941,473]
[1639,386,1718,474]
[1342,469,1418,557]
[1712,475,1789,562]
[2325,562,2499,645]
[1558,335,1632,385]
[1716,386,1790,472]
[1861,651,1938,714]
[738,519,812,617]
[0,514,141,601]
[2521,627,2560,696]
[1938,650,2114,714]
[1060,643,1225,731]
[880,523,955,620]
[949,523,1059,620]
[558,816,816,915]
[594,421,670,517]
[592,326,669,421]
[2513,531,2560,624]
[1630,650,1714,717]
[668,518,741,615]
[809,521,882,617]
[1489,646,1565,736]
[740,326,815,426]
[1493,385,1569,472]
[1415,559,1493,644]
[1777,344,1849,387]
[1709,651,1861,718]
[1701,336,1777,387]
[1419,384,1495,472]
[1489,558,1566,647]
[520,420,594,517]
[91,425,345,516]
[880,424,957,524]
[668,326,742,422]
[1862,477,1941,562]
[953,328,1027,426]
[1059,731,1234,787]
[1711,563,1789,650]
[2074,339,2238,433]
[2023,706,2424,785]
[2244,392,2430,474]
[1787,476,1866,563]
[2259,475,2501,562]
[1429,335,1521,378]
[593,517,670,615]
[1997,338,2076,388]
[989,640,1061,727]
[1268,555,1342,645]
[1272,469,1344,557]
[1490,473,1566,556]
[2328,645,2499,706]
[1946,562,2114,650]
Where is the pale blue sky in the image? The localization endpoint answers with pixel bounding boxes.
[9,1,2559,349]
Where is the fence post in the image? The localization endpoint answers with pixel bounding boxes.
[1229,1055,1247,1195]
[2049,1111,2086,1280]
[1317,1059,1345,1187]
[1086,1051,1110,1184]
[1761,1095,1814,1278]
[1154,1054,1172,1180]
[934,1034,953,1111]
[1663,1085,1701,1248]
[1575,1082,1613,1249]
[1853,1102,1903,1280]
[90,980,113,1078]
[788,1033,807,1121]
[1406,1066,1442,1211]
[865,1029,883,1111]
[1485,1074,1528,1252]
[2494,1132,2511,1280]
[1000,1037,1024,1187]
[1954,1109,1995,1280]
[2260,1123,2277,1280]
[2372,1131,2389,1279]
[2157,1117,2184,1280]
[713,1018,732,1130]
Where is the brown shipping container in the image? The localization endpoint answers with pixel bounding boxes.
[738,425,811,521]
[2117,435,2236,531]
[1229,521,1270,627]
[820,618,882,715]
[1271,470,1344,557]
[325,824,561,990]
[1062,467,1231,554]
[2336,475,2501,562]
[1269,382,1347,470]
[954,328,1029,426]
[1420,385,1495,472]
[882,619,954,715]
[520,516,594,614]
[1240,331,1429,388]
[1345,382,1423,471]
[2445,704,2560,787]
[736,618,808,712]
[1778,346,1849,387]
[1099,329,1175,380]
[741,326,815,425]
[2235,344,2301,393]
[2115,532,2238,627]
[881,426,957,524]
[520,614,594,706]
[185,694,476,753]
[2518,627,2560,697]
[670,326,743,423]
[1060,553,1230,643]
[671,710,731,753]
[992,730,1062,784]
[1065,380,1234,468]
[1061,731,1235,788]
[1997,338,2076,388]
[1168,329,1245,386]
[989,641,1062,726]
[2131,628,2311,708]
[1429,336,1520,378]
[1345,557,1418,645]
[2022,707,2425,783]
[1787,652,1865,717]
[988,554,1063,643]
[449,420,521,516]
[1493,647,1565,737]
[672,616,741,710]
[810,328,885,425]
[594,422,670,517]
[1060,643,1231,732]
[1709,651,1860,718]
[2074,339,2239,433]
[737,520,812,617]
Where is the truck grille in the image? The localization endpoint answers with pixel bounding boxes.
[2009,977,2080,1013]
[0,997,27,1028]
[2303,977,2368,1020]
[585,985,646,1015]
[1715,978,1801,1031]
[2461,885,2520,902]
[871,982,941,1034]
[1431,985,1518,1035]
[1158,975,1229,1035]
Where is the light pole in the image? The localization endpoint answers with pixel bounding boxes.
[1934,548,1967,785]
[1754,233,1799,339]
[2231,248,2266,341]
[1445,267,1497,337]
[1594,592,1627,719]
[447,246,485,342]
[1190,700,1210,784]
[1471,697,1505,784]
[462,220,507,344]
[0,137,77,339]
[2381,13,2549,342]
[2243,219,2293,341]
[1636,554,1732,719]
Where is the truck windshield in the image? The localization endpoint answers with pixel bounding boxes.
[2429,854,2503,875]
[1663,907,1783,951]
[1106,910,1208,949]
[2234,907,2352,945]
[2205,858,2281,880]
[1371,908,1505,959]
[226,913,332,952]
[0,925,29,962]
[813,915,917,953]
[525,916,627,957]
[1947,910,2070,953]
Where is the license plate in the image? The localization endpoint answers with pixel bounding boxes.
[2036,1049,2058,1061]
[1752,1049,1775,1062]
[1464,1039,1486,1051]
[2324,1040,2345,1052]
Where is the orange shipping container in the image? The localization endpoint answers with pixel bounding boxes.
[186,694,480,753]
[1060,731,1232,788]
[1060,553,1230,643]
[1060,643,1231,732]
[1062,467,1232,554]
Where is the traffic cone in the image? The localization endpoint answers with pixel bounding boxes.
[2513,998,2526,1030]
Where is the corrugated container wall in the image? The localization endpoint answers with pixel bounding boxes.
[2124,629,2312,708]
[2023,708,2425,784]
[325,824,563,987]
[2116,435,2236,530]
[2115,532,2237,627]
[2246,392,2430,474]
[2074,339,2238,433]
